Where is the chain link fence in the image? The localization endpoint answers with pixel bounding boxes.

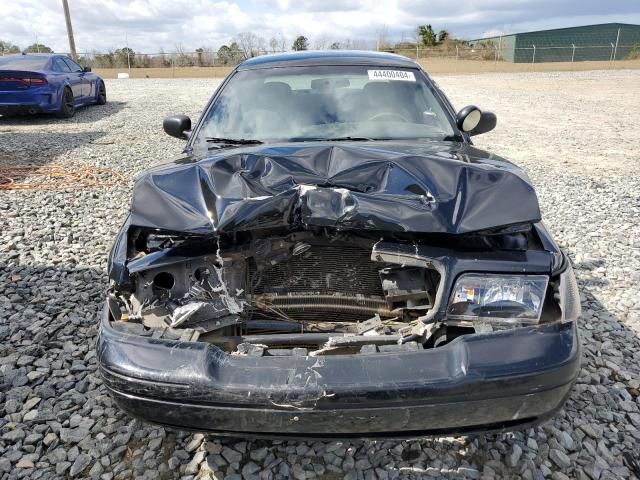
[69,41,638,68]
[51,42,640,77]
[382,43,640,63]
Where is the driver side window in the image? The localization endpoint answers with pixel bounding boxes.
[53,58,72,73]
[62,58,83,72]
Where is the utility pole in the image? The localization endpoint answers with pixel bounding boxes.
[62,0,77,59]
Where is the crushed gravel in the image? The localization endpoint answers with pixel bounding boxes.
[1,69,640,480]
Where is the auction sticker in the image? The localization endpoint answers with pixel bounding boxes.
[368,70,416,81]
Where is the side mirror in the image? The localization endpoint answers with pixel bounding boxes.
[83,66,92,72]
[163,115,191,139]
[455,105,497,136]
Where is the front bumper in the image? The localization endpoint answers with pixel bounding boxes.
[97,305,580,438]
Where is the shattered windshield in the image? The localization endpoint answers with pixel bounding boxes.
[195,65,456,146]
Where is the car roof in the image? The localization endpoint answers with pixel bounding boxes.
[237,50,419,70]
[5,53,57,58]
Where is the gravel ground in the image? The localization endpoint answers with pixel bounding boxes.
[1,69,640,480]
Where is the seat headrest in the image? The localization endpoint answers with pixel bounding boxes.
[261,81,292,98]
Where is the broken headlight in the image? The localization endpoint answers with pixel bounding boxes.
[447,274,548,324]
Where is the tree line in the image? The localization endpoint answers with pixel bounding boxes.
[0,41,54,55]
[1,25,464,68]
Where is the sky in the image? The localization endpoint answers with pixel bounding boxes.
[1,0,640,54]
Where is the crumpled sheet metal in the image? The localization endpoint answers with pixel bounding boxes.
[130,143,541,235]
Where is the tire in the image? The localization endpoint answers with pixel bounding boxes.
[96,80,107,105]
[56,88,75,118]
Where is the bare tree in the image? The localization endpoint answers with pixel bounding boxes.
[154,47,170,67]
[277,34,287,52]
[269,37,279,53]
[342,38,370,50]
[172,43,193,67]
[269,33,287,53]
[201,47,216,66]
[313,36,328,50]
[376,25,390,51]
[235,32,266,59]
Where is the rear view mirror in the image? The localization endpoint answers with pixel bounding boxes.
[83,66,92,72]
[456,105,497,136]
[163,115,192,139]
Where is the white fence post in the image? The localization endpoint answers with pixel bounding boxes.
[571,43,576,62]
[609,43,615,63]
[613,27,620,61]
[532,44,536,64]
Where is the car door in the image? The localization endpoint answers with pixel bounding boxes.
[52,57,82,100]
[63,57,92,100]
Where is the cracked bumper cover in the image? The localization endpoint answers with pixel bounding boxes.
[97,305,580,438]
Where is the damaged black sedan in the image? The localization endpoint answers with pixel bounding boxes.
[98,51,581,438]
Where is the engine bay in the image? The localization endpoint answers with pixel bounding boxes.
[107,226,541,356]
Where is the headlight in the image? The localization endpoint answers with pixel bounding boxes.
[447,274,549,324]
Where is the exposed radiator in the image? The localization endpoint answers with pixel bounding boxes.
[247,244,384,323]
[248,245,384,296]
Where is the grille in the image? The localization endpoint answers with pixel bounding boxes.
[249,245,383,296]
[247,244,384,323]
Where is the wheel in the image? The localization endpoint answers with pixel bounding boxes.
[56,88,75,118]
[96,80,107,105]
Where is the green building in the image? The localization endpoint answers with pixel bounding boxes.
[469,23,640,63]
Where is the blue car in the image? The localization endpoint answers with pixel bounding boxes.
[0,53,106,118]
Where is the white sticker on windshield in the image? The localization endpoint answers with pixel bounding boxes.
[367,70,416,82]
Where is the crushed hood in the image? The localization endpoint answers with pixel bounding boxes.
[130,142,541,235]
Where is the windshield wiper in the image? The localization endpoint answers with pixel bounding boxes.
[205,137,264,145]
[290,136,377,142]
[325,136,377,142]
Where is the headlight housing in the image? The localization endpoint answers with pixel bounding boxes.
[554,261,581,323]
[447,274,549,324]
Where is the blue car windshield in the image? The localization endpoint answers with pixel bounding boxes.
[195,65,456,145]
[0,56,49,70]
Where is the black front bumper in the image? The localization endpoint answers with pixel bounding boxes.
[97,305,580,438]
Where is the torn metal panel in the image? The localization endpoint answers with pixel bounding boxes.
[129,142,540,235]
